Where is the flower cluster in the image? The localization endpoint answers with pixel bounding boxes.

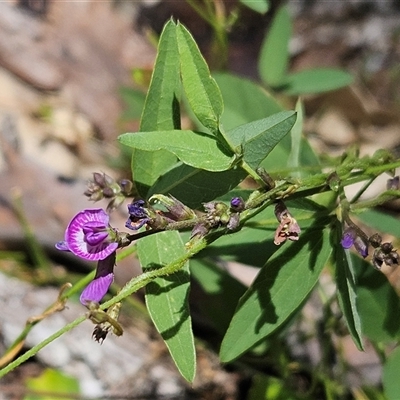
[341,225,399,270]
[84,172,133,212]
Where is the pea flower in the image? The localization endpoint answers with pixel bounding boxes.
[340,227,368,258]
[274,201,301,245]
[80,252,116,305]
[56,208,118,261]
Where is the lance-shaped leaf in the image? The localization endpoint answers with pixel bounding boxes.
[220,225,331,362]
[283,68,353,95]
[119,130,235,172]
[137,231,196,382]
[334,224,364,350]
[258,6,291,88]
[224,111,296,170]
[176,22,223,134]
[131,19,180,197]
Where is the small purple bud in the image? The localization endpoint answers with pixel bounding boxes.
[353,236,369,258]
[230,197,245,212]
[119,179,133,195]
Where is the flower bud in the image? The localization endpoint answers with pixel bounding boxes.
[230,197,245,212]
[149,194,197,221]
[369,233,382,248]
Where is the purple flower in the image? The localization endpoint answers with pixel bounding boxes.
[56,209,118,261]
[80,252,116,305]
[125,200,151,230]
[341,227,368,258]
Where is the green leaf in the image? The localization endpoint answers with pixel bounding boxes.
[258,6,291,87]
[240,0,270,14]
[357,209,400,239]
[24,369,80,400]
[283,68,354,95]
[334,225,364,351]
[137,231,196,382]
[220,225,332,362]
[352,255,400,343]
[248,375,301,400]
[148,162,246,209]
[132,19,180,196]
[214,73,282,130]
[120,130,235,172]
[384,347,400,400]
[119,87,146,121]
[130,149,178,197]
[225,111,297,170]
[190,259,247,335]
[176,22,223,134]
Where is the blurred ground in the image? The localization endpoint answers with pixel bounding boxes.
[0,0,399,398]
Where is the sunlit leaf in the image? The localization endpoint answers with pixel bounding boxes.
[225,111,296,169]
[220,225,331,362]
[132,19,180,197]
[120,130,235,172]
[137,231,196,382]
[176,22,223,134]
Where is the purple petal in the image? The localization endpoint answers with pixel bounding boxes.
[354,236,369,258]
[127,200,147,218]
[341,230,355,249]
[55,241,70,251]
[65,209,117,261]
[80,273,114,305]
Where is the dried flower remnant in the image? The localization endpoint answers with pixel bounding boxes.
[125,199,151,230]
[86,301,123,343]
[273,201,301,245]
[387,176,400,191]
[55,208,118,261]
[370,236,400,270]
